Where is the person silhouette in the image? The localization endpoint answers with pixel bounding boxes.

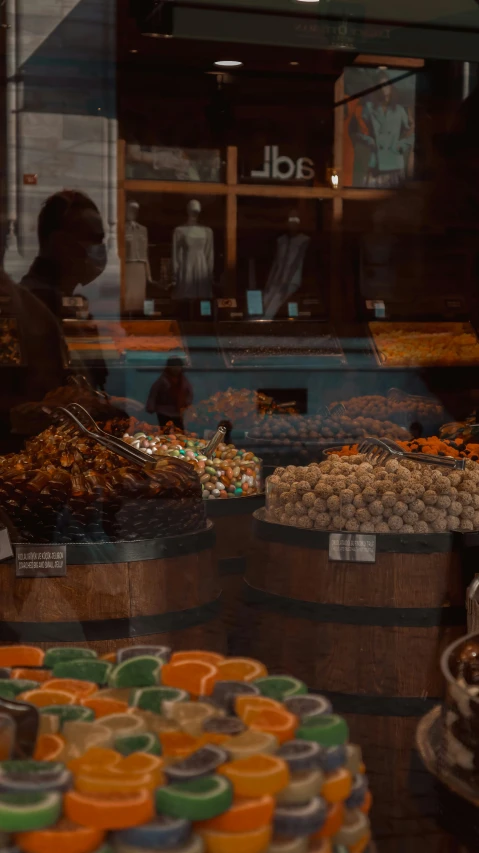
[146,357,193,431]
[20,190,107,317]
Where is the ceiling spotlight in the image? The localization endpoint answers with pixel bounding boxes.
[130,49,139,53]
[294,0,320,3]
[214,60,243,68]
[290,61,299,66]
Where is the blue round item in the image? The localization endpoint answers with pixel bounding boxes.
[276,740,323,772]
[345,773,369,809]
[318,745,347,773]
[273,797,327,837]
[165,746,229,783]
[283,694,332,721]
[113,816,191,849]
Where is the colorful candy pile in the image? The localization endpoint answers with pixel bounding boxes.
[331,437,479,463]
[122,432,263,501]
[0,644,372,853]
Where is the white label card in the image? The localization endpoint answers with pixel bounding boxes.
[329,533,376,564]
[16,545,67,578]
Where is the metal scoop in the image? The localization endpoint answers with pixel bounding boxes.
[204,426,227,457]
[55,404,157,470]
[358,436,466,471]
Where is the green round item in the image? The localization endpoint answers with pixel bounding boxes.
[131,686,188,714]
[40,705,95,727]
[44,647,98,668]
[0,680,38,698]
[156,775,233,821]
[115,732,161,756]
[51,659,112,685]
[296,714,349,747]
[0,790,62,832]
[254,676,307,702]
[109,657,162,689]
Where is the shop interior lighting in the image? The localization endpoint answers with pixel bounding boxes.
[214,60,243,68]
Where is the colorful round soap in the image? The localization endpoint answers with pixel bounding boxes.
[0,646,370,850]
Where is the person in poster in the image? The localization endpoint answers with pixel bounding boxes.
[345,69,415,189]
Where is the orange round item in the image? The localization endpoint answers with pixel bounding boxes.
[117,753,164,783]
[219,754,289,797]
[75,768,156,795]
[360,790,373,815]
[196,795,275,833]
[11,668,51,683]
[312,803,344,840]
[235,697,282,723]
[15,820,105,853]
[161,661,218,696]
[198,823,271,853]
[248,708,297,744]
[18,689,74,708]
[80,696,129,718]
[65,790,154,830]
[159,730,200,758]
[0,646,44,668]
[215,658,267,683]
[171,651,225,666]
[321,768,352,804]
[43,680,97,700]
[68,748,122,776]
[34,733,65,761]
[100,653,117,663]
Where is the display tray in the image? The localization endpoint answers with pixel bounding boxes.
[218,321,345,369]
[369,321,479,368]
[63,319,190,366]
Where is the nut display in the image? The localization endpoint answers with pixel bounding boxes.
[336,394,443,426]
[266,453,479,533]
[369,321,479,366]
[0,643,372,850]
[441,633,479,794]
[122,431,262,500]
[0,422,205,544]
[249,412,408,445]
[185,389,298,432]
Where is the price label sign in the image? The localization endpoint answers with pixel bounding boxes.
[16,545,67,578]
[329,533,376,564]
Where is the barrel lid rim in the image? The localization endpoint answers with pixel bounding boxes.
[253,509,461,553]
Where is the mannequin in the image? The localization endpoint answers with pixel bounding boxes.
[263,210,311,319]
[172,200,214,300]
[125,201,153,312]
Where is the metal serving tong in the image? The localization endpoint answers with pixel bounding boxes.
[56,404,157,471]
[204,426,227,457]
[358,436,467,471]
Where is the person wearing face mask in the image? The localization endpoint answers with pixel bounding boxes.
[20,190,108,317]
[20,190,108,390]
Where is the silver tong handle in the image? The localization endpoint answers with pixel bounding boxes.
[204,426,227,457]
[56,406,156,470]
[400,450,466,471]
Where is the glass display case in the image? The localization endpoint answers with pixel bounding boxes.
[1,0,479,850]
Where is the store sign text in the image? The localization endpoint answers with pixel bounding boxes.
[251,146,315,181]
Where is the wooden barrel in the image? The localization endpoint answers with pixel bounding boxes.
[206,496,264,654]
[244,510,468,852]
[0,523,225,657]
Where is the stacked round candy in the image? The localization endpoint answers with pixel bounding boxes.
[123,432,263,501]
[0,645,372,853]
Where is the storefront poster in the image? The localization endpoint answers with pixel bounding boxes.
[126,146,222,183]
[343,67,416,189]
